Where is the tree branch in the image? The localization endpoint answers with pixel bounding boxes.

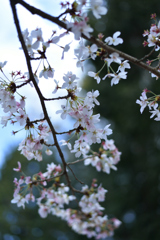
[43,94,69,101]
[15,0,160,78]
[9,0,72,190]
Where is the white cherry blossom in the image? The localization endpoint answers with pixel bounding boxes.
[90,0,108,19]
[105,31,123,46]
[31,28,43,49]
[103,71,127,86]
[136,90,149,113]
[16,108,28,126]
[118,60,131,72]
[56,105,70,119]
[39,67,54,79]
[88,71,101,84]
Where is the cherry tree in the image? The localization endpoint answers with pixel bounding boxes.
[1,0,160,238]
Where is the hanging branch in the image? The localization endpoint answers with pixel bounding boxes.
[9,0,77,191]
[14,0,160,78]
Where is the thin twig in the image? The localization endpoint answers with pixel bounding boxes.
[57,9,73,19]
[30,56,44,60]
[31,118,45,124]
[67,156,92,165]
[138,46,156,62]
[43,142,55,147]
[67,164,84,184]
[16,79,31,88]
[43,94,69,101]
[55,128,77,135]
[31,171,65,185]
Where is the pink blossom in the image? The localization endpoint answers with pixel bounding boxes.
[69,15,93,40]
[13,161,21,172]
[38,205,49,218]
[11,194,26,209]
[16,108,28,126]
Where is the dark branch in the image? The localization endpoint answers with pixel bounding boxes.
[16,79,31,88]
[138,46,156,62]
[43,94,70,101]
[9,0,73,190]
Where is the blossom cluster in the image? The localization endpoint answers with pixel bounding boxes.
[0,62,52,161]
[142,14,160,79]
[84,140,121,174]
[88,32,131,85]
[1,0,129,239]
[0,64,27,127]
[11,162,63,209]
[136,14,160,118]
[136,89,160,120]
[18,124,52,162]
[143,14,160,51]
[58,183,121,239]
[11,164,121,239]
[65,0,107,40]
[54,70,121,174]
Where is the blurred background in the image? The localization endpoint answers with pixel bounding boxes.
[1,0,160,240]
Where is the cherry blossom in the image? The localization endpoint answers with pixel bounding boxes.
[105,31,123,46]
[67,14,93,40]
[61,42,71,59]
[103,71,128,86]
[154,112,160,121]
[11,194,26,209]
[118,60,131,72]
[61,71,78,89]
[45,149,53,155]
[31,28,43,49]
[39,66,54,79]
[88,71,101,84]
[105,52,123,66]
[85,90,100,106]
[56,105,70,119]
[85,44,98,60]
[90,0,108,19]
[136,90,149,113]
[59,139,72,150]
[16,108,28,126]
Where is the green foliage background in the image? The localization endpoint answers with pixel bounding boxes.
[1,0,160,240]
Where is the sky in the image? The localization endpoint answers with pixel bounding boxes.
[0,0,83,168]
